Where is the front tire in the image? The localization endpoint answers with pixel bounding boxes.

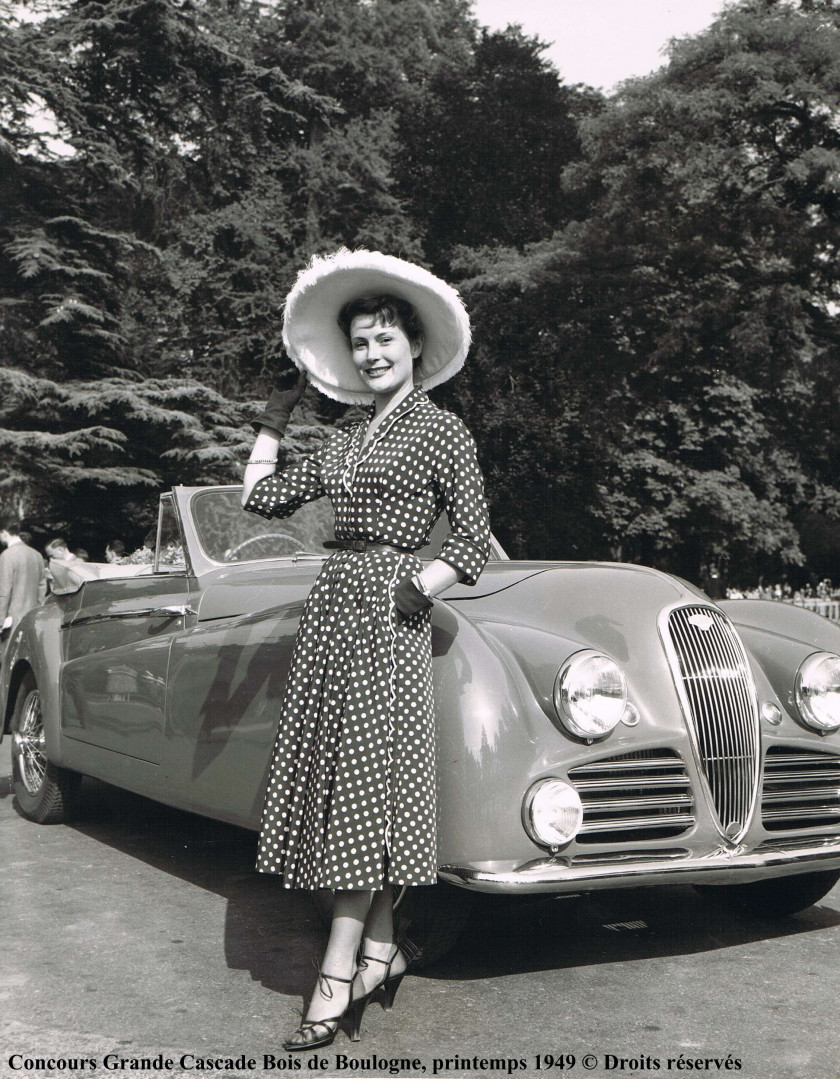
[398,882,476,966]
[11,672,81,823]
[694,870,840,917]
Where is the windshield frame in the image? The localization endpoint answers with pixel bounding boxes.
[173,484,508,575]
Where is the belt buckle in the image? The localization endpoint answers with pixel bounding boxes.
[350,538,367,552]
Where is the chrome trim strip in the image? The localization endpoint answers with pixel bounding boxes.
[764,770,840,783]
[571,848,691,866]
[766,753,840,766]
[582,793,693,812]
[62,605,196,629]
[573,775,692,791]
[571,756,688,773]
[439,840,840,893]
[763,787,840,803]
[755,834,840,852]
[579,812,696,834]
[763,807,840,821]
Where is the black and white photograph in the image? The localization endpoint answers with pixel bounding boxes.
[3,1,840,1077]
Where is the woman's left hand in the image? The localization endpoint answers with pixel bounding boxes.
[394,577,432,623]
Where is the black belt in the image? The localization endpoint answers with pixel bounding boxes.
[324,538,411,554]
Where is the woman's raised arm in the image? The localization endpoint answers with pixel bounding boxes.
[241,374,307,506]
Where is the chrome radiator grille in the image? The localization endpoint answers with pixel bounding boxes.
[665,605,760,841]
[568,750,694,844]
[762,746,840,831]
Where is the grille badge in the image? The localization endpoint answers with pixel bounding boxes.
[687,612,715,631]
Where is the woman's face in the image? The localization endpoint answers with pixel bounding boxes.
[349,313,422,399]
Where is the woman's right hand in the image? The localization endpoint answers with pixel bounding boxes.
[250,371,307,436]
[280,369,308,410]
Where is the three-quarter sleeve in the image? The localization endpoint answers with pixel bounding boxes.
[434,415,491,586]
[244,449,327,521]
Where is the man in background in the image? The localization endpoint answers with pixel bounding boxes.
[0,522,47,649]
[702,563,728,601]
[43,537,78,562]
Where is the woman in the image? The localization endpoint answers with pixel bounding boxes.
[242,249,491,1050]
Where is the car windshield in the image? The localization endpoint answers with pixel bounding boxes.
[188,487,484,565]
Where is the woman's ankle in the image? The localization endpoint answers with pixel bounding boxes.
[360,938,395,962]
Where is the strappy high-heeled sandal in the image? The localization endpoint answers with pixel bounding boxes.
[283,969,355,1052]
[348,937,422,1041]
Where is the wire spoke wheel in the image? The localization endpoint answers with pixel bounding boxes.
[11,671,81,824]
[13,688,47,796]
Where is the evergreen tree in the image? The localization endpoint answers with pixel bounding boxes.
[0,0,325,388]
[0,366,328,556]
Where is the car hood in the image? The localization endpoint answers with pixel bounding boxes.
[195,559,707,635]
[444,562,711,730]
[447,559,702,617]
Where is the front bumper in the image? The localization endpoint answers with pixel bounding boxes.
[439,836,840,893]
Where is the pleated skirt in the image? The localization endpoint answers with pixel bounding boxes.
[255,548,437,889]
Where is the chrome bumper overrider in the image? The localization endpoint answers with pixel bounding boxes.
[439,838,840,893]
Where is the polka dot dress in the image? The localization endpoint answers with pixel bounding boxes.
[245,386,491,890]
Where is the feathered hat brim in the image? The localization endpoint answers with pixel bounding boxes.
[281,249,472,404]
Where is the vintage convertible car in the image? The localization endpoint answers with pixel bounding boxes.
[5,485,840,959]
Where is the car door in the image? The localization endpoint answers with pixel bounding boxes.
[155,486,327,826]
[60,494,195,765]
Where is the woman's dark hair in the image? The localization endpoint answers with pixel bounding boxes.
[338,294,424,365]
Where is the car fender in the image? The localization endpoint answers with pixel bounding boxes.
[1,599,67,762]
[720,599,840,722]
[432,599,544,865]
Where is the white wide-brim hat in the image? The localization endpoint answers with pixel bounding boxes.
[282,248,471,404]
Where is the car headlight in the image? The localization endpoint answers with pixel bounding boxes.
[795,652,840,733]
[523,779,583,848]
[554,650,628,740]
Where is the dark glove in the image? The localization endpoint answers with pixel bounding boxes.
[250,372,307,435]
[394,576,433,623]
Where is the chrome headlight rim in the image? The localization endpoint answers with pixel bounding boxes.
[795,651,840,734]
[522,778,584,850]
[553,649,629,741]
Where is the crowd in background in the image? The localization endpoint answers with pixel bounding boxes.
[701,564,838,605]
[725,579,838,604]
[0,525,139,657]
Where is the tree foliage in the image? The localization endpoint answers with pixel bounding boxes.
[451,0,840,582]
[397,27,601,264]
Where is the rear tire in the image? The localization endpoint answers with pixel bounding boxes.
[11,672,81,823]
[694,870,840,917]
